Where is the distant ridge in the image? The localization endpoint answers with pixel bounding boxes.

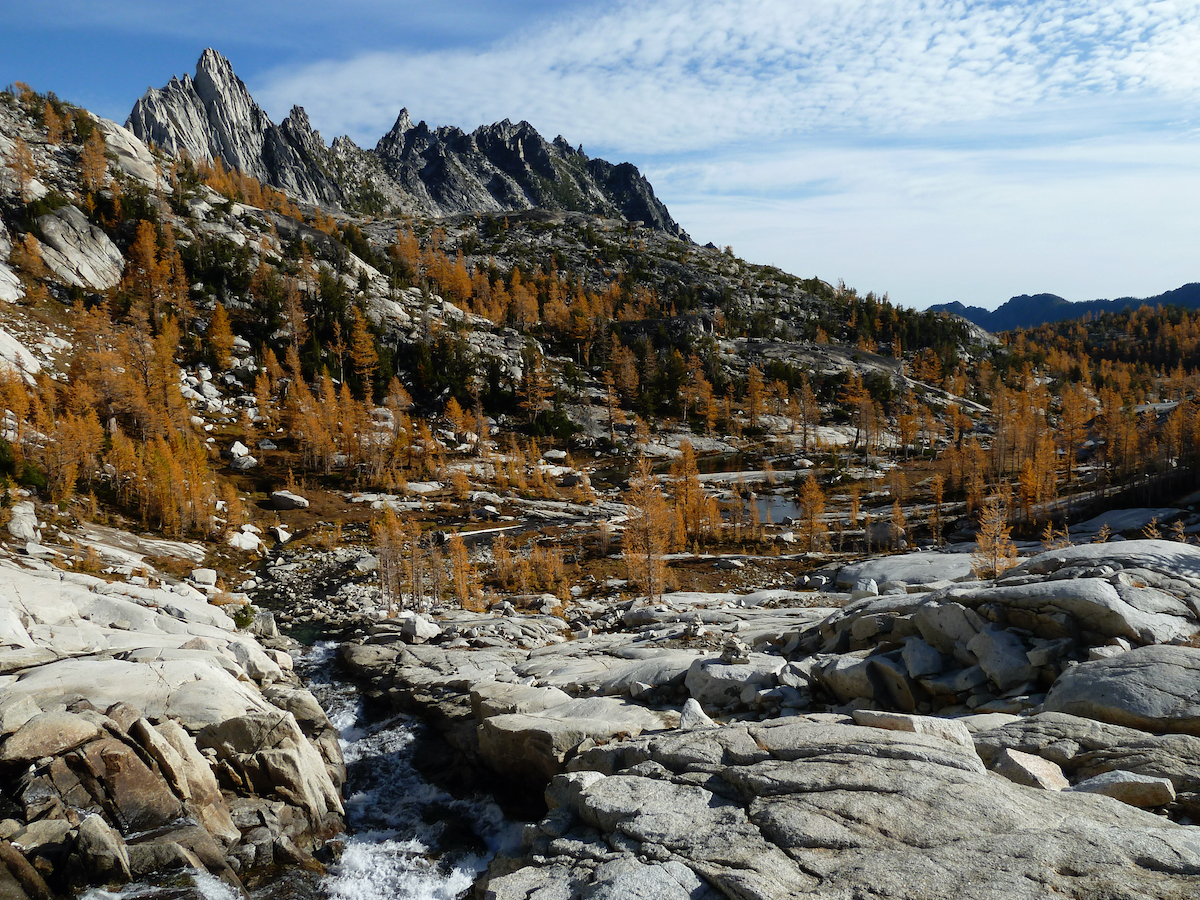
[127,49,687,236]
[929,283,1200,332]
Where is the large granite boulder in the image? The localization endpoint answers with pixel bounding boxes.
[1045,646,1200,735]
[34,206,123,291]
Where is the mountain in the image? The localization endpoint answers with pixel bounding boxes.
[127,49,687,237]
[929,283,1200,333]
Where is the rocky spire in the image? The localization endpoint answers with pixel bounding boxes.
[128,49,687,237]
[126,49,343,206]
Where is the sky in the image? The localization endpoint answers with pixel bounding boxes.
[5,0,1200,311]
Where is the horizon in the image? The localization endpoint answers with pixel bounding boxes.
[5,1,1200,313]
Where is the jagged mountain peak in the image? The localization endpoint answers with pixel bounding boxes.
[127,49,687,236]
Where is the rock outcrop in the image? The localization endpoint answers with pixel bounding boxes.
[127,49,344,206]
[0,539,344,896]
[33,205,124,291]
[483,719,1200,899]
[127,49,687,236]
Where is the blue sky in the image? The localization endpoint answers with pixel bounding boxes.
[5,0,1200,311]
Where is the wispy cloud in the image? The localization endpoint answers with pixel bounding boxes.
[255,0,1200,152]
[246,0,1200,309]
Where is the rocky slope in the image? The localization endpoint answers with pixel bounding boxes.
[322,539,1200,898]
[127,49,687,235]
[0,506,344,897]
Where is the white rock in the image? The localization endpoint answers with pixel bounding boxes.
[991,748,1069,791]
[0,261,22,304]
[191,568,218,586]
[1068,770,1176,807]
[6,501,40,542]
[35,206,124,290]
[271,490,309,510]
[851,578,879,600]
[227,531,261,552]
[851,709,977,752]
[228,441,250,458]
[398,612,441,643]
[679,698,717,730]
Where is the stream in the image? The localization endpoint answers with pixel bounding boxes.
[84,642,521,900]
[300,643,521,900]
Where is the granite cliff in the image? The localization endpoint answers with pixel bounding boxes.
[128,49,687,236]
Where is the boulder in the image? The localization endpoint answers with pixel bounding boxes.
[967,628,1037,691]
[1069,770,1177,808]
[867,655,917,711]
[154,719,240,845]
[0,711,100,762]
[5,502,39,543]
[685,656,783,709]
[34,206,124,291]
[1045,645,1200,735]
[0,839,52,899]
[901,637,943,678]
[229,454,258,471]
[196,711,343,823]
[191,568,218,587]
[816,652,877,703]
[850,709,976,751]
[912,602,982,655]
[851,578,878,600]
[679,699,717,730]
[971,711,1200,796]
[75,815,131,884]
[398,612,441,644]
[991,748,1069,791]
[928,578,1199,645]
[0,696,41,738]
[76,736,184,831]
[471,682,573,720]
[270,490,309,511]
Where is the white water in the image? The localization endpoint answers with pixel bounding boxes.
[304,642,521,900]
[81,871,240,900]
[83,643,520,900]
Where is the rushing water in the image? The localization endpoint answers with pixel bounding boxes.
[302,643,521,900]
[83,643,520,900]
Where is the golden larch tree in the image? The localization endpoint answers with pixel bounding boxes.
[207,303,235,370]
[623,455,672,603]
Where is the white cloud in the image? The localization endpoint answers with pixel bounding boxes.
[255,0,1200,152]
[245,0,1200,310]
[660,132,1200,308]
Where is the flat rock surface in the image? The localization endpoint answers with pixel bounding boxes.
[488,718,1200,899]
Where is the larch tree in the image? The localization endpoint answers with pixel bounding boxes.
[889,499,907,550]
[349,306,378,400]
[11,137,35,203]
[796,377,819,454]
[520,353,553,428]
[80,128,107,192]
[797,474,827,552]
[1057,384,1090,485]
[447,532,479,610]
[972,493,1018,579]
[373,508,406,615]
[623,455,671,603]
[207,303,235,370]
[43,102,64,144]
[929,474,945,547]
[746,365,764,429]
